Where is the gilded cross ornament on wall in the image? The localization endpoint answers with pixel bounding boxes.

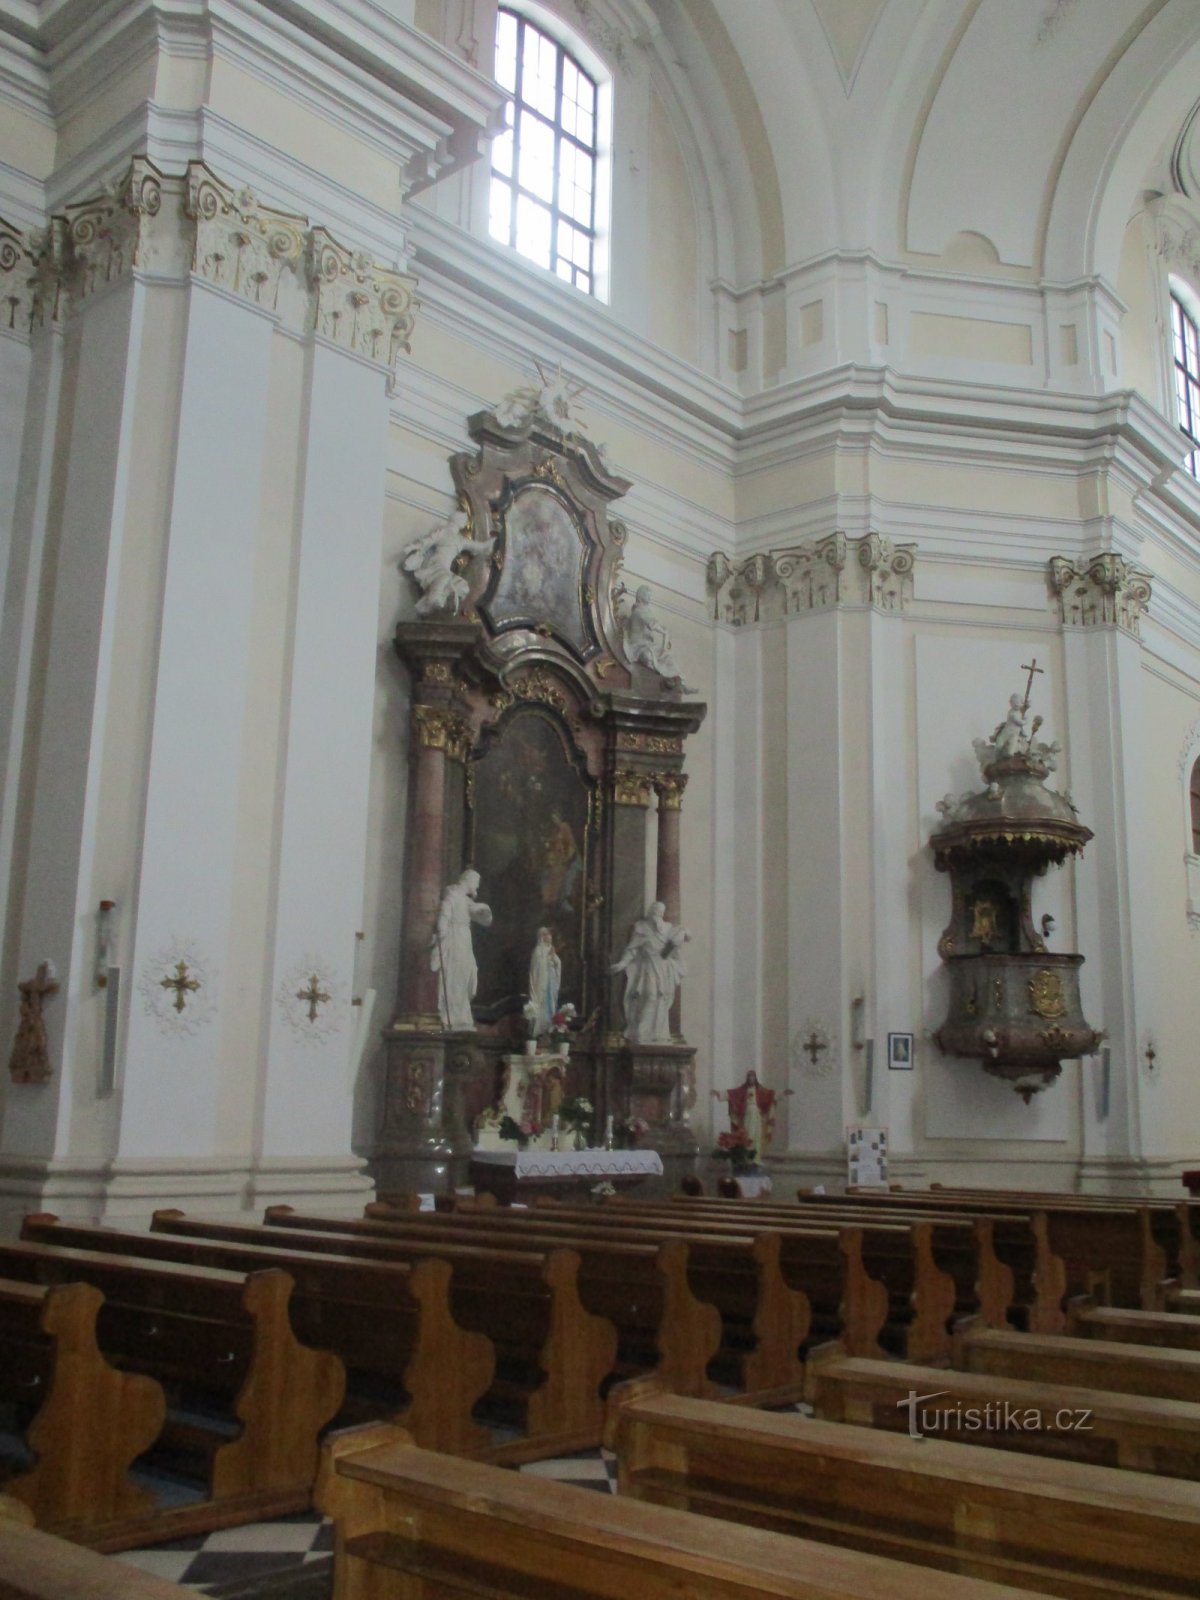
[792,1020,837,1079]
[160,959,201,1013]
[275,953,346,1045]
[801,1030,827,1066]
[296,973,332,1023]
[138,939,218,1037]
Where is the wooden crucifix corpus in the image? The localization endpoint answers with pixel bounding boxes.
[297,974,332,1023]
[8,962,59,1084]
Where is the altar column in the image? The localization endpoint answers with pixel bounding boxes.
[654,772,687,1037]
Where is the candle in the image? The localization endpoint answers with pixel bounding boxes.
[603,1114,614,1151]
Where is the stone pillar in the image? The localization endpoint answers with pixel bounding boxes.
[654,772,687,1037]
[402,714,453,1023]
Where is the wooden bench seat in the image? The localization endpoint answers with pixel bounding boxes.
[356,1206,733,1398]
[0,1501,198,1599]
[1069,1303,1200,1350]
[955,1320,1200,1406]
[807,1349,1200,1478]
[376,1196,838,1395]
[19,1215,494,1459]
[519,1200,951,1361]
[0,1231,344,1547]
[0,1277,164,1543]
[366,1203,819,1401]
[808,1190,1172,1311]
[314,1420,1040,1600]
[291,1205,809,1401]
[136,1211,617,1459]
[609,1384,1200,1598]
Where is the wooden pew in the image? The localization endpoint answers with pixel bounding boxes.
[955,1318,1200,1406]
[514,1199,948,1361]
[272,1203,723,1395]
[0,1231,343,1546]
[0,1507,199,1600]
[137,1211,617,1459]
[808,1189,1172,1311]
[693,1196,1026,1331]
[610,1383,1200,1599]
[19,1215,494,1459]
[806,1347,1200,1478]
[314,1420,1040,1600]
[1069,1302,1200,1351]
[0,1278,164,1542]
[288,1204,811,1401]
[915,1190,1196,1286]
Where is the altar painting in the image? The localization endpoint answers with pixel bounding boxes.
[482,485,594,656]
[470,708,591,1016]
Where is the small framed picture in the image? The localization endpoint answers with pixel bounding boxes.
[887,1032,914,1070]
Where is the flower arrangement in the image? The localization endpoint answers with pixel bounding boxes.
[712,1127,758,1172]
[557,1094,594,1148]
[550,1003,577,1039]
[613,1116,650,1150]
[498,1114,541,1149]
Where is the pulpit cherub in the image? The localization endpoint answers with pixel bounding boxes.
[401,507,495,619]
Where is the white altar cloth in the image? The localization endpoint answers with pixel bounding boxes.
[472,1148,663,1180]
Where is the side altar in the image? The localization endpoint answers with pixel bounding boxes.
[374,372,706,1196]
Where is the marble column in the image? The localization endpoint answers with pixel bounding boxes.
[401,710,458,1023]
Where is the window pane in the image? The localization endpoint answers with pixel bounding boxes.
[518,110,555,202]
[489,178,513,244]
[522,26,558,117]
[495,10,518,91]
[492,127,514,179]
[555,258,573,282]
[576,270,590,294]
[516,194,552,268]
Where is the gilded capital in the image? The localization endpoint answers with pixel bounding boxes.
[412,704,471,762]
[654,772,689,811]
[612,768,653,807]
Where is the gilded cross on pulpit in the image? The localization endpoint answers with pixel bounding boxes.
[160,960,201,1014]
[1019,657,1043,712]
[297,973,332,1023]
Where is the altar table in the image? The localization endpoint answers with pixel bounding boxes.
[469,1147,663,1204]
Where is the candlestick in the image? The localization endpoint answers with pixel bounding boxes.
[603,1114,614,1151]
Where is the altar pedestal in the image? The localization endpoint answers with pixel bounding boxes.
[474,1050,571,1153]
[616,1041,698,1193]
[375,1029,480,1196]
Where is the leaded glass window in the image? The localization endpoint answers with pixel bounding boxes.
[491,9,598,294]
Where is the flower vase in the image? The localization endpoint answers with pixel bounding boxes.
[558,1041,570,1059]
[524,1040,537,1056]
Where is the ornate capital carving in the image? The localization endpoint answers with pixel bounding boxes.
[611,768,653,806]
[3,158,420,377]
[412,704,471,761]
[653,772,688,810]
[307,228,417,371]
[708,532,917,624]
[186,165,306,312]
[1048,553,1152,635]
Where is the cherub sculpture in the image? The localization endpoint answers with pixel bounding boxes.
[400,507,494,619]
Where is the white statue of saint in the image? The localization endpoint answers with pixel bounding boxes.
[528,926,561,1036]
[431,869,493,1031]
[992,693,1026,757]
[613,582,694,691]
[401,507,495,619]
[610,901,690,1044]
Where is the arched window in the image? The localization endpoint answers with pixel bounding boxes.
[1190,754,1200,854]
[1170,290,1200,479]
[490,8,599,294]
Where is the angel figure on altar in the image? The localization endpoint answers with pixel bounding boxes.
[713,1070,786,1157]
[400,506,495,618]
[611,902,690,1044]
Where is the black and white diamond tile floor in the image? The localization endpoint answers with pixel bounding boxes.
[118,1450,618,1597]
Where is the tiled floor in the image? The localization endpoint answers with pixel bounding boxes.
[118,1449,618,1597]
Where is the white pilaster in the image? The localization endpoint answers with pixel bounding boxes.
[250,336,389,1206]
[116,283,275,1162]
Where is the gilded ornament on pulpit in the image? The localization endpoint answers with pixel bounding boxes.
[1028,968,1066,1019]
